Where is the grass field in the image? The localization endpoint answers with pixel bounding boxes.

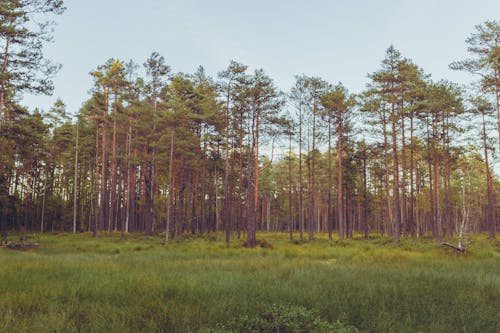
[0,232,498,332]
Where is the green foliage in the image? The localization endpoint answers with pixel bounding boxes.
[450,20,500,93]
[0,0,65,97]
[204,304,359,333]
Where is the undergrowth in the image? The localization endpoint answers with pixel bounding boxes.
[0,232,498,332]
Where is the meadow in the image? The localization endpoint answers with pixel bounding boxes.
[0,232,498,332]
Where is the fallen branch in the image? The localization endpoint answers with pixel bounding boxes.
[3,242,39,251]
[441,242,466,253]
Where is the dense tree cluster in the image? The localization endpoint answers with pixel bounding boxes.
[0,3,498,246]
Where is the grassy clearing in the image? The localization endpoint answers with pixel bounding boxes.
[0,232,498,332]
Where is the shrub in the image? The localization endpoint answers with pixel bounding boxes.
[202,304,359,333]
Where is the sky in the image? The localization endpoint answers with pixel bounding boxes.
[23,0,500,117]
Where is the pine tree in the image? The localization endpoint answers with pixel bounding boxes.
[0,0,65,131]
[244,69,283,247]
[470,96,496,239]
[321,83,356,240]
[368,46,404,242]
[451,20,500,148]
[218,61,248,244]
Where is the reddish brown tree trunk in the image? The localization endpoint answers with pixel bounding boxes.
[482,112,496,239]
[100,97,109,233]
[93,125,100,237]
[309,108,316,241]
[337,116,344,240]
[409,110,416,238]
[382,112,393,237]
[110,105,118,232]
[401,111,408,237]
[327,116,333,240]
[391,93,401,243]
[288,132,294,241]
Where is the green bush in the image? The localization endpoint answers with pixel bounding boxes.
[204,304,359,333]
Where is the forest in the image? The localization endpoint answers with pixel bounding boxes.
[0,2,498,248]
[0,2,499,332]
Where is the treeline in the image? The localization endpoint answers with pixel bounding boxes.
[0,1,498,246]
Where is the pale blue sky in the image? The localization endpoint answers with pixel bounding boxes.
[24,0,500,115]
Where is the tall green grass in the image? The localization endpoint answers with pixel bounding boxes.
[0,232,498,332]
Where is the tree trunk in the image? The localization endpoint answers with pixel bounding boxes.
[496,80,500,151]
[433,112,442,241]
[237,111,244,240]
[401,110,408,237]
[288,132,293,241]
[298,104,304,241]
[327,115,333,240]
[382,112,393,236]
[40,171,47,233]
[254,115,260,236]
[0,34,11,132]
[214,160,219,239]
[110,105,118,232]
[129,147,137,232]
[142,136,153,236]
[100,98,109,233]
[482,112,496,239]
[200,131,207,235]
[309,106,316,241]
[151,91,158,233]
[246,156,256,247]
[93,124,100,237]
[391,94,401,243]
[73,119,79,233]
[165,129,175,243]
[224,86,231,244]
[123,116,131,237]
[191,166,198,235]
[409,110,416,238]
[337,116,344,240]
[362,148,369,238]
[443,117,452,238]
[246,106,260,248]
